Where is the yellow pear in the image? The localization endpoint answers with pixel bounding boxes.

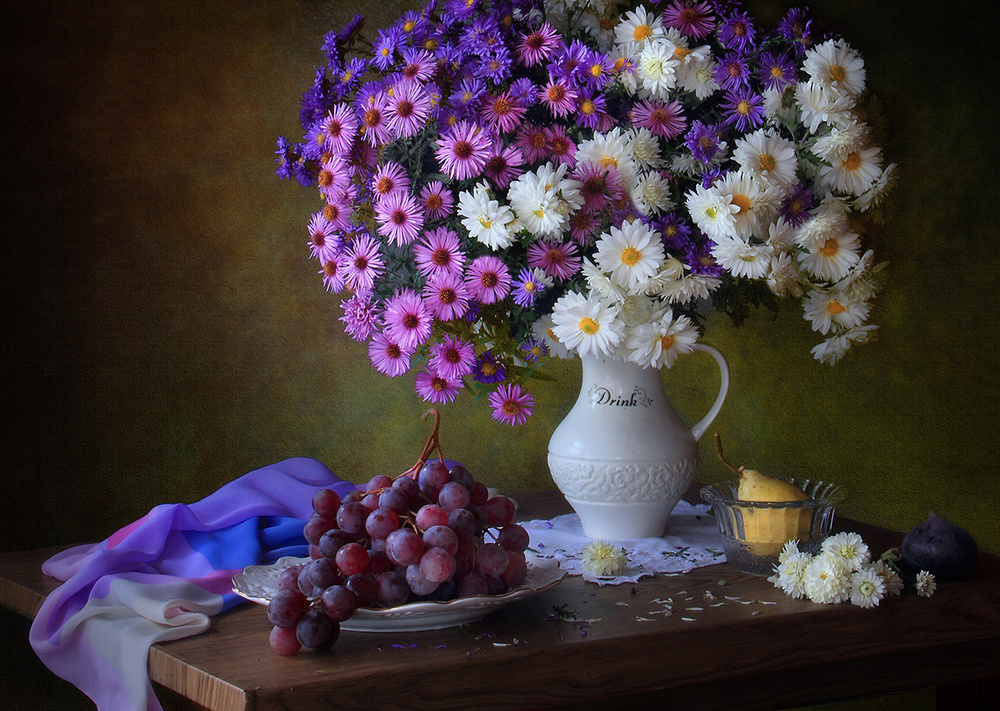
[737,468,811,503]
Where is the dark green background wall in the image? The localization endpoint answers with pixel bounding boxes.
[2,0,998,708]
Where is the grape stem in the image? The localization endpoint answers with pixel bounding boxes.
[397,408,446,481]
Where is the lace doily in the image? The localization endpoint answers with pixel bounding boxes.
[521,501,727,586]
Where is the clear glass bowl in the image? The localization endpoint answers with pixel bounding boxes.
[700,479,845,575]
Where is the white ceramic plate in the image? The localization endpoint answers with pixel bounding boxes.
[232,551,566,632]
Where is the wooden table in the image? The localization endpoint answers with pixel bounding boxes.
[2,489,998,710]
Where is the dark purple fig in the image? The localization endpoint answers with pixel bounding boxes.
[900,511,979,581]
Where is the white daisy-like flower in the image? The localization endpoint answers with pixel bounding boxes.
[614,5,665,46]
[624,308,698,369]
[836,249,883,303]
[733,129,798,188]
[678,56,719,100]
[533,313,572,360]
[578,10,616,51]
[811,323,878,365]
[582,257,627,304]
[798,227,861,282]
[849,565,886,608]
[915,570,937,598]
[536,161,586,213]
[580,540,629,577]
[812,121,869,162]
[716,171,782,239]
[595,221,666,292]
[712,236,774,279]
[872,560,905,597]
[632,170,674,216]
[627,127,667,171]
[795,80,856,134]
[802,288,870,335]
[618,293,657,329]
[802,553,852,604]
[685,183,738,239]
[458,183,516,250]
[550,290,624,358]
[779,539,802,563]
[822,532,871,570]
[576,128,639,187]
[769,550,812,600]
[820,145,883,197]
[765,217,798,252]
[660,273,721,304]
[767,252,805,298]
[794,204,849,250]
[804,39,866,97]
[507,163,582,238]
[637,39,679,101]
[763,86,798,125]
[853,162,897,212]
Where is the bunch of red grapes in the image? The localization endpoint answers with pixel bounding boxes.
[267,457,529,655]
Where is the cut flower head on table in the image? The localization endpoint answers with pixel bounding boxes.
[276,0,895,424]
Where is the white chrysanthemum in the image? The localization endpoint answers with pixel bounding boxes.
[582,257,627,304]
[678,56,719,100]
[458,183,515,250]
[822,532,871,570]
[533,313,572,360]
[661,273,721,304]
[712,237,774,279]
[915,570,937,598]
[624,308,698,369]
[794,204,849,251]
[872,560,904,597]
[811,324,878,365]
[733,129,798,188]
[580,540,629,577]
[685,183,738,239]
[836,249,883,303]
[779,539,801,563]
[595,221,666,292]
[717,170,782,239]
[762,86,797,124]
[632,171,674,216]
[609,42,640,95]
[536,160,586,213]
[507,163,583,238]
[795,80,855,134]
[637,39,679,101]
[853,162,897,212]
[802,553,852,604]
[627,127,666,171]
[804,39,866,97]
[769,550,812,600]
[798,228,861,282]
[614,5,665,46]
[849,565,886,608]
[812,121,869,162]
[765,217,798,251]
[578,10,616,51]
[550,291,624,358]
[576,128,639,187]
[820,145,883,197]
[767,252,805,298]
[803,289,870,335]
[618,293,657,329]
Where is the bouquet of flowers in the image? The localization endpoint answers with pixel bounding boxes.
[275,0,895,425]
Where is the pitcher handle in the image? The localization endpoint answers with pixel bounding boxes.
[689,344,730,442]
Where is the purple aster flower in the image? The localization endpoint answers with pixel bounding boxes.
[516,22,561,67]
[527,240,581,280]
[575,91,609,130]
[473,351,507,384]
[375,190,425,247]
[418,181,455,221]
[445,0,482,22]
[368,331,413,378]
[413,226,465,277]
[719,11,757,53]
[465,255,511,305]
[307,213,342,261]
[538,77,577,119]
[319,254,348,294]
[449,77,487,118]
[685,120,724,163]
[662,1,716,38]
[399,47,437,83]
[340,291,381,342]
[547,39,589,84]
[357,91,393,148]
[512,267,547,308]
[299,67,333,129]
[429,335,476,381]
[488,383,534,426]
[477,46,513,85]
[371,161,411,202]
[415,366,464,404]
[385,79,432,139]
[372,27,404,72]
[778,7,814,56]
[516,123,549,163]
[435,119,491,181]
[757,51,798,92]
[302,119,330,161]
[685,239,724,277]
[780,184,815,227]
[700,166,726,188]
[343,234,385,293]
[713,52,751,91]
[483,144,525,189]
[722,88,765,132]
[274,136,301,182]
[479,90,526,134]
[581,49,614,92]
[423,271,471,322]
[396,10,427,39]
[335,57,368,99]
[543,125,576,167]
[657,213,693,251]
[383,288,433,351]
[521,337,548,363]
[631,99,687,139]
[509,77,538,106]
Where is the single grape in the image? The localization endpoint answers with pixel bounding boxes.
[415,503,449,530]
[480,496,517,528]
[426,577,457,602]
[406,562,440,596]
[496,523,530,552]
[422,524,459,556]
[365,506,399,539]
[474,542,510,578]
[319,585,357,622]
[360,492,380,512]
[296,610,339,649]
[456,573,490,597]
[311,489,341,518]
[447,507,478,538]
[297,565,318,597]
[366,473,394,492]
[437,481,471,512]
[308,544,322,560]
[307,558,340,589]
[336,501,368,535]
[500,550,527,587]
[303,514,336,546]
[375,570,410,608]
[318,528,354,560]
[345,573,379,607]
[335,542,370,577]
[419,546,456,584]
[267,589,309,628]
[386,528,425,567]
[448,464,475,491]
[277,565,304,593]
[269,625,302,656]
[469,481,490,506]
[418,460,450,501]
[391,475,421,507]
[368,549,393,576]
[377,487,409,514]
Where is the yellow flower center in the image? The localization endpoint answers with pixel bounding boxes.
[673,46,692,60]
[829,64,847,83]
[403,20,416,32]
[843,152,862,171]
[481,362,496,376]
[523,281,536,292]
[479,216,493,229]
[599,155,619,170]
[736,99,752,116]
[578,317,600,335]
[827,300,847,315]
[590,64,604,78]
[758,154,776,171]
[731,194,752,214]
[659,334,676,351]
[620,246,643,266]
[820,238,840,257]
[770,65,785,79]
[581,99,596,115]
[633,24,653,42]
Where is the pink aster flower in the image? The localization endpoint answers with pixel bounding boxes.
[413,227,465,277]
[663,1,717,38]
[538,78,577,118]
[375,190,425,246]
[368,331,413,378]
[527,239,582,280]
[341,292,381,342]
[320,192,353,232]
[516,123,550,163]
[483,144,525,189]
[306,213,340,261]
[568,209,600,245]
[488,383,534,426]
[479,90,527,134]
[435,120,491,181]
[383,288,433,350]
[631,99,688,139]
[414,366,464,404]
[316,155,351,201]
[428,335,476,381]
[573,162,625,213]
[465,255,511,305]
[399,47,437,83]
[371,161,411,202]
[385,79,432,139]
[321,103,360,156]
[422,271,471,322]
[516,22,560,67]
[319,254,348,293]
[418,181,455,221]
[359,92,393,147]
[544,125,577,167]
[344,234,385,293]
